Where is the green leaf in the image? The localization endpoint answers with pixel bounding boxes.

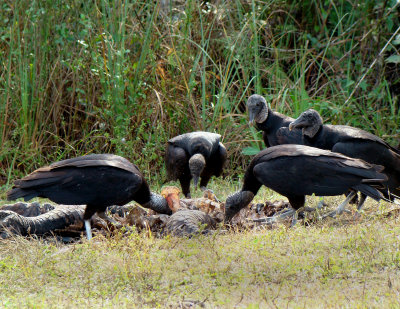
[242,146,260,156]
[385,55,400,64]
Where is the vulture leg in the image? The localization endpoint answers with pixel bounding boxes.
[180,176,192,198]
[323,191,357,218]
[288,196,306,227]
[83,205,98,240]
[290,208,302,227]
[336,191,357,214]
[289,207,316,226]
[84,220,92,240]
[316,197,327,209]
[356,194,367,212]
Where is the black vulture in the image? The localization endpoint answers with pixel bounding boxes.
[165,131,227,198]
[7,154,172,240]
[224,144,388,223]
[289,109,400,212]
[247,94,303,147]
[247,94,335,210]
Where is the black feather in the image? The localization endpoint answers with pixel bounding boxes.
[7,154,172,223]
[225,145,388,221]
[290,109,400,200]
[165,131,227,197]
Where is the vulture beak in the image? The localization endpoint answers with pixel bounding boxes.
[289,118,306,131]
[248,111,255,125]
[161,186,181,213]
[193,175,199,188]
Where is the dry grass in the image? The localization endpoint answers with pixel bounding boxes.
[1,181,400,308]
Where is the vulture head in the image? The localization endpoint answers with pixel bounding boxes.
[142,192,173,215]
[189,154,206,187]
[289,109,323,138]
[224,190,254,223]
[247,94,269,125]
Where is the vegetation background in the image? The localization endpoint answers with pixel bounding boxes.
[1,0,400,189]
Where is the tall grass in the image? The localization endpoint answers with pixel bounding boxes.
[0,0,399,189]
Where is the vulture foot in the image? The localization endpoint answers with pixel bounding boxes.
[252,208,295,225]
[322,209,352,219]
[253,206,316,226]
[290,207,310,227]
[321,191,357,219]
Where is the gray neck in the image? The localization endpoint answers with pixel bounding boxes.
[303,110,323,138]
[142,193,172,215]
[256,103,268,123]
[225,190,254,222]
[303,121,322,138]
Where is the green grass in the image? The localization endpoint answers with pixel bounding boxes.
[1,180,400,308]
[1,0,399,182]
